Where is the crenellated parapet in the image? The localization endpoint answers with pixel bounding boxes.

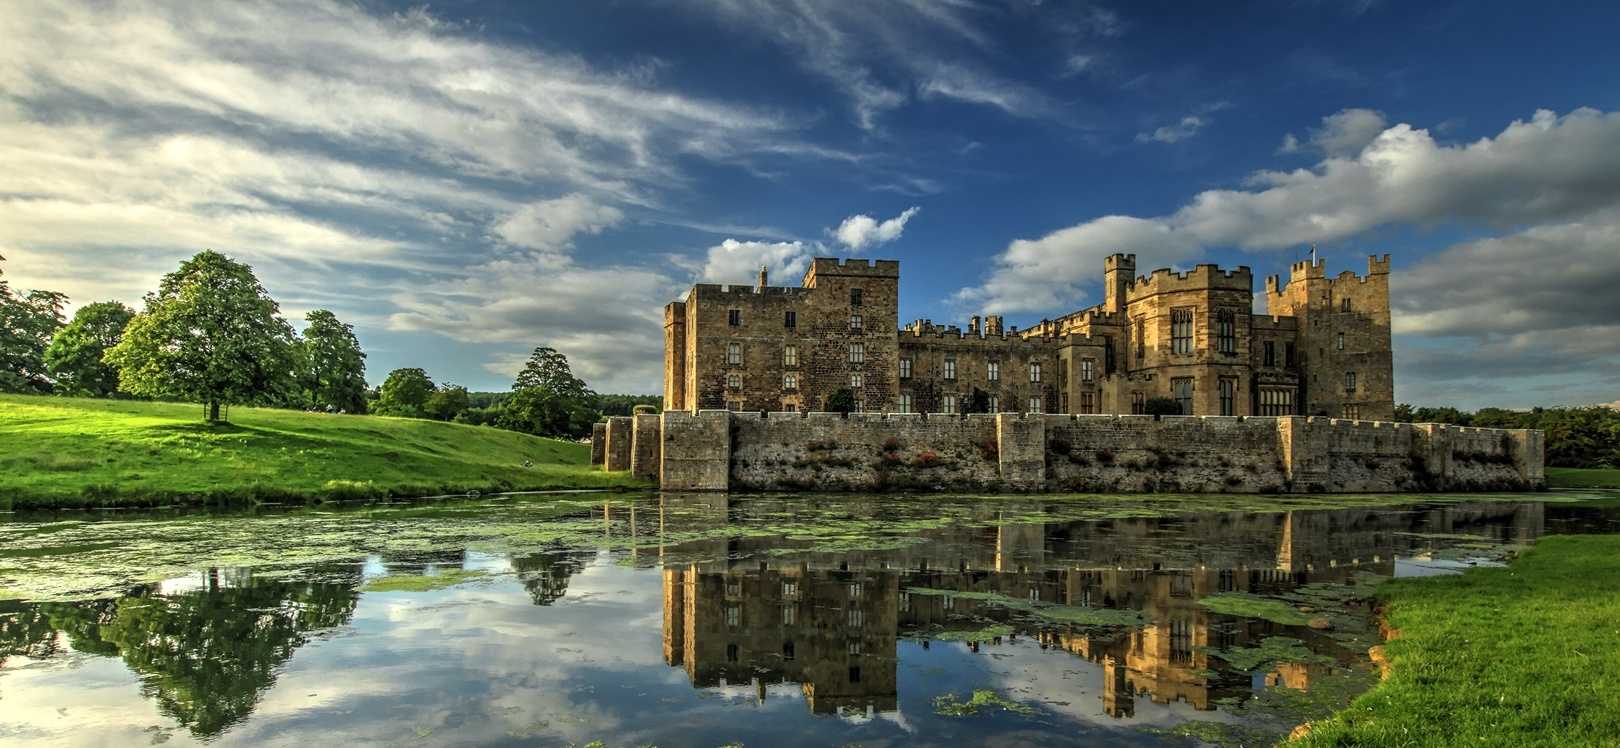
[1126,264,1253,301]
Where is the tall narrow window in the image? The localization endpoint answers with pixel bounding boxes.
[1081,359,1093,382]
[783,345,797,367]
[1337,332,1345,350]
[849,343,864,363]
[1171,308,1194,354]
[1263,341,1276,367]
[1131,392,1146,414]
[987,395,999,413]
[1029,362,1042,383]
[850,314,862,331]
[1260,388,1295,416]
[727,343,741,365]
[725,605,741,627]
[728,374,740,389]
[850,288,863,306]
[783,374,797,390]
[1079,392,1096,414]
[1172,378,1194,415]
[1285,343,1296,367]
[942,395,957,413]
[987,362,999,381]
[850,373,863,389]
[1028,396,1043,414]
[1135,318,1146,359]
[781,605,797,626]
[1345,372,1357,392]
[899,358,912,379]
[943,360,956,380]
[853,399,863,413]
[1219,378,1235,416]
[898,394,912,413]
[728,309,741,326]
[1104,335,1115,373]
[1341,298,1352,312]
[1217,309,1236,354]
[784,311,796,328]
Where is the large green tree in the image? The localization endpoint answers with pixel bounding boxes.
[374,367,435,418]
[44,301,135,397]
[498,347,597,437]
[424,382,470,421]
[0,255,68,394]
[103,251,298,421]
[297,309,368,413]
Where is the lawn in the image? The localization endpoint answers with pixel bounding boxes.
[1288,535,1620,747]
[0,395,648,510]
[1545,467,1620,488]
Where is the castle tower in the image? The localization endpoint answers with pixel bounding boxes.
[1265,255,1393,420]
[1104,253,1136,315]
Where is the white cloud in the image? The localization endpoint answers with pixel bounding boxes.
[1136,115,1207,144]
[493,195,625,254]
[1279,108,1388,157]
[832,207,920,250]
[700,239,814,285]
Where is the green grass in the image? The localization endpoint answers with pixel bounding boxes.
[0,395,647,510]
[1545,467,1620,488]
[1289,535,1620,747]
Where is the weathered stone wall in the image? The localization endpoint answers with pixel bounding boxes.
[604,416,632,472]
[658,410,1544,493]
[631,413,662,481]
[590,422,607,466]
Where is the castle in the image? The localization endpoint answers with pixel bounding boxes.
[664,254,1394,421]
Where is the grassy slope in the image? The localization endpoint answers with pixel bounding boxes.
[0,395,646,509]
[1546,467,1620,488]
[1290,535,1620,748]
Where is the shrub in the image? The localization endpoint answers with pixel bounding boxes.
[882,437,903,453]
[914,450,941,467]
[978,440,999,460]
[1095,449,1115,463]
[1143,397,1182,416]
[1049,438,1072,455]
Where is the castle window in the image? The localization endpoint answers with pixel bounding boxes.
[783,642,795,660]
[727,342,741,365]
[728,309,741,326]
[1343,404,1363,420]
[850,314,862,331]
[1260,388,1295,416]
[784,311,796,328]
[850,288,863,306]
[848,605,862,627]
[1135,318,1146,359]
[725,605,741,628]
[987,362,999,381]
[1217,309,1236,354]
[1172,377,1194,415]
[849,582,862,598]
[848,666,862,682]
[899,358,912,379]
[1080,392,1096,414]
[1342,298,1352,312]
[849,343,864,363]
[1029,396,1043,414]
[1285,343,1296,367]
[782,605,797,626]
[850,373,863,389]
[1263,341,1276,367]
[1345,372,1357,393]
[728,374,741,389]
[726,643,739,661]
[1104,335,1116,373]
[898,394,912,413]
[1171,308,1194,354]
[783,374,797,390]
[944,360,956,379]
[1131,392,1146,415]
[1029,362,1042,383]
[943,395,957,414]
[848,641,861,656]
[854,399,864,413]
[1081,359,1093,382]
[987,395,999,413]
[1337,332,1345,351]
[727,401,741,411]
[1219,378,1236,416]
[784,345,797,367]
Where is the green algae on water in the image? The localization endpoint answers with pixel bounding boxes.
[1196,591,1311,626]
[936,625,1013,642]
[1143,720,1288,748]
[1196,636,1337,672]
[931,689,1041,716]
[358,569,495,592]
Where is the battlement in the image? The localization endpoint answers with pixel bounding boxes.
[803,257,901,285]
[1127,264,1253,299]
[1268,254,1390,295]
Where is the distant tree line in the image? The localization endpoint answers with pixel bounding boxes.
[0,251,659,438]
[1395,403,1620,469]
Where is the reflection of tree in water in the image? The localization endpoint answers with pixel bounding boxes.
[22,577,357,738]
[510,550,590,606]
[0,601,65,666]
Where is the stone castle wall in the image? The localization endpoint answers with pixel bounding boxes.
[615,411,1545,494]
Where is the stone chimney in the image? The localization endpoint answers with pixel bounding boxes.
[757,265,768,291]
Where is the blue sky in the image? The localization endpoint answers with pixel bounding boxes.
[3,0,1618,408]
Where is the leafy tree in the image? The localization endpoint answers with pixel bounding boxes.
[498,347,597,437]
[825,387,857,414]
[598,393,663,417]
[297,310,368,413]
[1143,396,1182,416]
[374,367,434,418]
[0,255,68,394]
[1393,403,1415,422]
[44,301,135,398]
[104,251,298,421]
[424,383,471,421]
[965,387,991,414]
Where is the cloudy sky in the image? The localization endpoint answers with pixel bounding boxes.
[3,0,1617,407]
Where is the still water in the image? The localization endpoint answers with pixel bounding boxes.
[2,491,1617,748]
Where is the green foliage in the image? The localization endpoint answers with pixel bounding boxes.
[599,393,661,417]
[1395,403,1620,469]
[0,257,68,394]
[104,251,298,421]
[931,689,1041,716]
[498,347,597,438]
[1289,536,1620,747]
[43,301,134,398]
[296,310,368,413]
[965,387,991,414]
[375,367,434,418]
[825,387,856,414]
[424,383,471,422]
[1143,396,1182,416]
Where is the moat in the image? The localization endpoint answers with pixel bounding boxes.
[3,491,1617,747]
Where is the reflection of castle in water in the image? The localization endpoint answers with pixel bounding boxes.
[657,496,1548,717]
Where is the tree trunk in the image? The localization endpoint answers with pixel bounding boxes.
[209,401,221,422]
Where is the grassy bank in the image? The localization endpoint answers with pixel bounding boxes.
[1546,467,1620,488]
[0,395,647,510]
[1289,535,1620,747]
